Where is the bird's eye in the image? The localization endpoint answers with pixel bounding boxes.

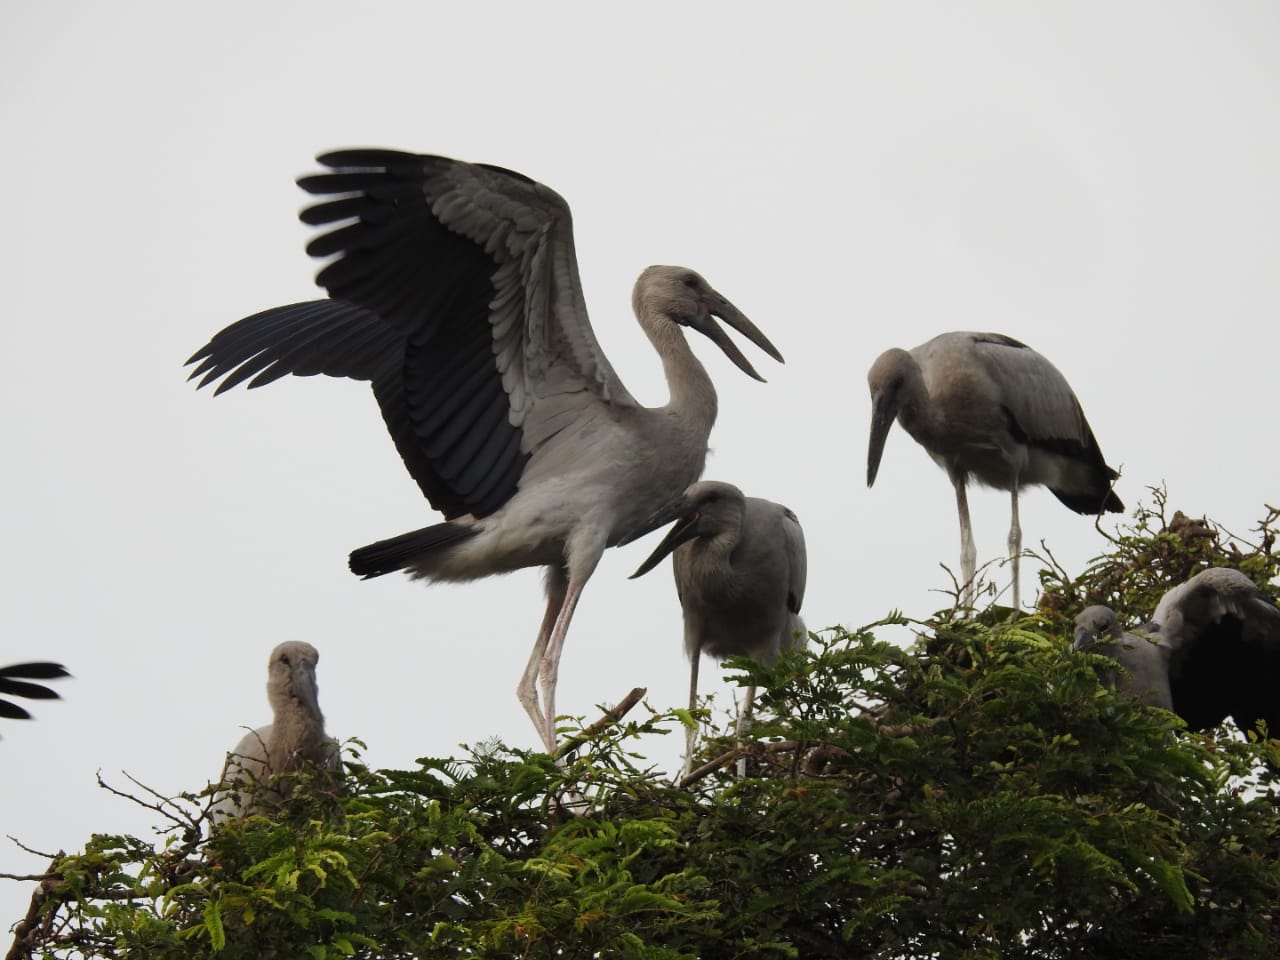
[280,654,291,665]
[682,274,699,289]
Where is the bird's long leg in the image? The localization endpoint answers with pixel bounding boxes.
[682,648,702,780]
[537,529,608,753]
[1008,485,1022,610]
[952,475,977,610]
[518,567,568,752]
[537,581,586,752]
[735,684,758,778]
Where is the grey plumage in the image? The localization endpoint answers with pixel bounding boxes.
[188,150,783,753]
[1073,568,1280,738]
[1071,606,1173,711]
[215,641,339,817]
[622,481,807,774]
[867,332,1122,610]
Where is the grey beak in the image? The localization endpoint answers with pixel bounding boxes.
[687,292,783,382]
[619,496,701,579]
[867,391,897,487]
[291,660,323,721]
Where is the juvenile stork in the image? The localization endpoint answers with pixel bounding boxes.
[866,332,1122,610]
[216,641,339,817]
[0,662,69,723]
[1073,568,1280,738]
[187,150,784,752]
[622,481,807,775]
[1071,606,1174,712]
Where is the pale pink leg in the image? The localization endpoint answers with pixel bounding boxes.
[538,577,585,753]
[518,569,567,752]
[532,528,607,753]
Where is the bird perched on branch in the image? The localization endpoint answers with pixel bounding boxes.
[1073,568,1280,739]
[215,641,339,817]
[867,332,1122,609]
[622,481,806,776]
[188,149,783,752]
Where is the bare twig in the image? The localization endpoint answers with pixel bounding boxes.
[553,687,647,761]
[96,770,172,821]
[4,837,57,860]
[117,771,204,835]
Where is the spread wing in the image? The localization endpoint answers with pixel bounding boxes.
[0,661,69,721]
[1155,568,1280,733]
[188,149,637,520]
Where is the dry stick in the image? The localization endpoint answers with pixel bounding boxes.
[678,737,866,788]
[677,748,743,788]
[553,687,647,762]
[679,738,801,789]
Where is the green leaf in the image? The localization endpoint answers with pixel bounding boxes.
[203,895,225,951]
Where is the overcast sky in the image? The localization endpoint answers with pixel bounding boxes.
[3,1,1278,930]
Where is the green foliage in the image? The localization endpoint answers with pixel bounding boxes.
[7,497,1280,958]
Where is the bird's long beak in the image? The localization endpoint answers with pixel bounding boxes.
[688,292,784,382]
[619,497,701,579]
[291,660,324,721]
[1071,626,1095,652]
[867,391,897,487]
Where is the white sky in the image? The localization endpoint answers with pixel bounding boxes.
[3,1,1278,930]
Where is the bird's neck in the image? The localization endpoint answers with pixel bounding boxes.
[272,705,327,765]
[650,319,718,436]
[687,522,744,589]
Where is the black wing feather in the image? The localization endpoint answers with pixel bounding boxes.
[0,662,69,721]
[187,150,534,520]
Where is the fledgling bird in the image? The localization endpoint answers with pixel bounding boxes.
[867,332,1122,610]
[0,661,69,724]
[1073,568,1280,739]
[187,150,783,754]
[215,641,339,817]
[622,481,807,776]
[1071,606,1174,711]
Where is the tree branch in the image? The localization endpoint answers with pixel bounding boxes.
[4,856,61,960]
[553,687,647,761]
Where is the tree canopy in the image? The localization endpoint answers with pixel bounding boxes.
[6,492,1279,959]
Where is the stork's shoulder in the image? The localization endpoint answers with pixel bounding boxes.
[963,333,1091,440]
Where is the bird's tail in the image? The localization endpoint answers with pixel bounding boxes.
[1051,486,1124,515]
[349,522,477,579]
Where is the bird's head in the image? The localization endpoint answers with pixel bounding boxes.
[1072,605,1123,652]
[633,266,783,381]
[619,481,746,579]
[866,348,917,488]
[267,640,324,721]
